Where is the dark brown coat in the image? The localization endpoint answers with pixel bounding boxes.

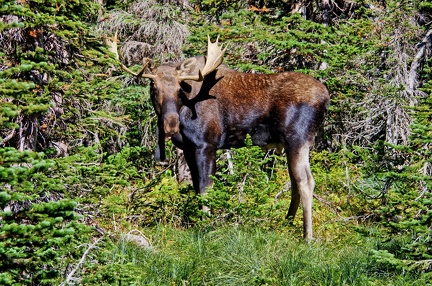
[150,56,329,241]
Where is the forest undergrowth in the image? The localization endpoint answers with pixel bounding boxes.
[1,0,432,285]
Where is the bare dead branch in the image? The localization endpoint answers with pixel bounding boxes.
[61,237,104,286]
[407,28,432,97]
[0,129,16,146]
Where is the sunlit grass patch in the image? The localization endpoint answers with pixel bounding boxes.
[79,225,431,285]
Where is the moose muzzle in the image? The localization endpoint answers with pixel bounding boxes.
[163,113,180,138]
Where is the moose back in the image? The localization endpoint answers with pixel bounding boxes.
[107,35,330,241]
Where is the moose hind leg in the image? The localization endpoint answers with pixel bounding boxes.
[286,143,315,242]
[286,183,300,222]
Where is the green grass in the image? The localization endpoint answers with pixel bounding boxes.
[78,225,431,285]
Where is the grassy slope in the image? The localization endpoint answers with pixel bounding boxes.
[81,224,429,285]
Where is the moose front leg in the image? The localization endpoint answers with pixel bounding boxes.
[193,145,217,214]
[154,124,166,162]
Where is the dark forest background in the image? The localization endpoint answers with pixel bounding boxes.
[1,0,432,284]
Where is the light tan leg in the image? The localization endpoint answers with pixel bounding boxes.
[286,144,315,242]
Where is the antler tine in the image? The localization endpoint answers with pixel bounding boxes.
[213,35,219,44]
[136,58,154,78]
[105,31,156,79]
[200,35,227,77]
[105,31,120,60]
[178,36,227,82]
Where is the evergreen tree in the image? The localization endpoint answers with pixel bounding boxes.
[370,0,432,272]
[0,147,91,284]
[375,69,432,272]
[0,0,123,154]
[0,0,121,283]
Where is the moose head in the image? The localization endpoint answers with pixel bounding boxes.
[107,32,227,139]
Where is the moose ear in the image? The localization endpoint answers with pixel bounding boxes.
[178,58,198,76]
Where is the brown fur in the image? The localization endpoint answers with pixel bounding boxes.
[149,56,329,241]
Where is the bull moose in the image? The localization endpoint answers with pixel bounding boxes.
[106,34,330,241]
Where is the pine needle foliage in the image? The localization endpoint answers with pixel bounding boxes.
[0,148,91,285]
[374,69,432,273]
[206,136,288,226]
[1,0,127,154]
[185,1,432,274]
[0,0,126,283]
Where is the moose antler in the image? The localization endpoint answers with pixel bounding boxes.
[105,31,156,79]
[179,35,228,81]
[106,33,227,82]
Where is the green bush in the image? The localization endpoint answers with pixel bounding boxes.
[0,148,91,285]
[206,135,288,226]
